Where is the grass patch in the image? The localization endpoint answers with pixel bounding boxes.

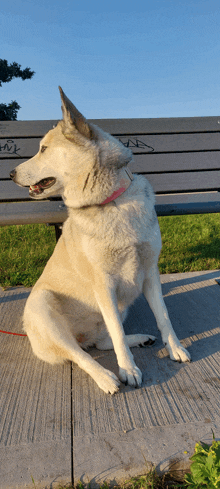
[75,471,186,487]
[0,223,56,288]
[158,213,220,274]
[0,213,220,288]
[43,470,186,488]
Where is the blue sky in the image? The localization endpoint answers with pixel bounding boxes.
[1,0,220,120]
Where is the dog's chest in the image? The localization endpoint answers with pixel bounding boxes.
[115,246,145,306]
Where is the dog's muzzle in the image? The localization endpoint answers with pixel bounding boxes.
[10,169,56,197]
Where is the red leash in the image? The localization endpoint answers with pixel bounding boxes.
[0,329,27,337]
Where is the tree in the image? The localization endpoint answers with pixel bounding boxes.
[0,59,35,120]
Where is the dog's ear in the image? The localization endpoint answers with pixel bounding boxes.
[58,86,93,140]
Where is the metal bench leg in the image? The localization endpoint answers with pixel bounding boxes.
[54,224,62,242]
[47,223,63,242]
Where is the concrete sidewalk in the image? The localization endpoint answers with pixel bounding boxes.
[0,270,220,489]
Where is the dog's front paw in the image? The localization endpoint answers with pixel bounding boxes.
[95,369,120,395]
[119,365,142,388]
[166,341,191,363]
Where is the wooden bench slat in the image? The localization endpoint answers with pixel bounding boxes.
[155,192,220,216]
[0,181,31,200]
[0,181,62,201]
[115,133,220,154]
[0,201,67,226]
[1,170,220,202]
[156,191,220,204]
[1,152,220,179]
[129,152,220,173]
[156,201,220,215]
[156,192,220,215]
[0,133,220,159]
[0,181,61,201]
[1,194,220,225]
[0,121,59,137]
[147,171,220,193]
[1,117,220,136]
[0,138,40,158]
[0,160,27,179]
[92,117,220,135]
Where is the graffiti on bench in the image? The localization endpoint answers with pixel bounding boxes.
[117,137,154,152]
[0,140,21,156]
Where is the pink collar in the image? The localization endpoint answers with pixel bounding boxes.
[99,167,134,205]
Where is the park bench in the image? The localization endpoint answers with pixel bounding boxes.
[1,116,220,244]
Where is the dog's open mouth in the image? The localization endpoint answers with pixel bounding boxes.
[29,177,56,196]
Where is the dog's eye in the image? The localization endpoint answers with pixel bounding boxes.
[41,146,47,153]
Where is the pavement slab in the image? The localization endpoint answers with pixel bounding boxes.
[0,287,71,489]
[0,270,220,488]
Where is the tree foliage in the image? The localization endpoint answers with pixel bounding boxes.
[0,59,35,120]
[0,101,21,121]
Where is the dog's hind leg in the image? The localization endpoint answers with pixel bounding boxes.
[96,334,156,350]
[23,289,120,394]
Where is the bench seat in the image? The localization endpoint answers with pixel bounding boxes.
[1,116,220,228]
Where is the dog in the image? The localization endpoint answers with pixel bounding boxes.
[10,87,191,394]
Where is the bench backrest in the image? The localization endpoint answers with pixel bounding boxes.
[0,117,220,223]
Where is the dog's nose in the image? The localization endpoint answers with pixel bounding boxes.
[10,169,16,180]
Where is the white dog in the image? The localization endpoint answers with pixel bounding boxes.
[10,87,191,394]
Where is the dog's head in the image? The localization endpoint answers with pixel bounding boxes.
[10,87,133,208]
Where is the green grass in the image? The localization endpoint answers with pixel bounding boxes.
[0,213,220,288]
[0,223,56,288]
[158,213,220,274]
